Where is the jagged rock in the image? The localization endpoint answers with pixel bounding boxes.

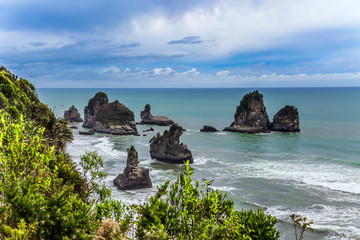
[224,90,270,133]
[270,105,300,132]
[113,146,152,190]
[143,127,155,132]
[83,92,108,128]
[200,125,218,132]
[93,100,138,135]
[63,105,83,122]
[149,124,193,164]
[79,130,95,135]
[140,104,174,126]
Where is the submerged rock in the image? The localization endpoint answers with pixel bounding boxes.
[140,104,174,126]
[149,124,193,164]
[69,126,78,129]
[113,146,152,190]
[270,105,300,132]
[83,92,108,128]
[93,100,138,135]
[224,90,270,133]
[63,105,83,122]
[200,125,218,132]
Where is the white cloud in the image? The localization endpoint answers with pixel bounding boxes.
[122,0,360,58]
[99,66,120,74]
[216,70,230,76]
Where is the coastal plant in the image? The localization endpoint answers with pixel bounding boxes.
[136,161,280,239]
[290,214,313,240]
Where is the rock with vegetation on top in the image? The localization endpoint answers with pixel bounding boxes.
[140,104,174,126]
[113,145,152,190]
[93,100,138,135]
[270,105,300,132]
[82,92,108,128]
[63,105,83,122]
[149,124,193,164]
[224,90,270,133]
[200,125,218,132]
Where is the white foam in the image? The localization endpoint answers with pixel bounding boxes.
[235,157,360,195]
[193,156,215,165]
[267,204,360,239]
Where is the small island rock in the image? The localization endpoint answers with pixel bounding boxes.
[63,105,83,122]
[270,105,300,132]
[113,145,152,190]
[224,90,270,133]
[150,124,193,164]
[83,92,108,128]
[93,100,138,135]
[79,130,95,135]
[140,104,174,126]
[200,125,218,132]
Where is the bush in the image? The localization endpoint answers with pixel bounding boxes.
[136,161,279,239]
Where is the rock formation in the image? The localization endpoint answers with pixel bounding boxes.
[200,125,218,132]
[140,104,174,126]
[93,100,138,135]
[224,90,270,133]
[270,105,300,132]
[63,105,83,122]
[149,124,193,164]
[113,145,152,190]
[79,130,95,135]
[83,92,108,128]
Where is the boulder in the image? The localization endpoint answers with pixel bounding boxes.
[63,105,83,122]
[150,124,193,164]
[140,104,174,126]
[270,105,300,132]
[224,90,270,133]
[83,92,108,128]
[79,130,95,135]
[93,100,138,135]
[113,146,152,190]
[200,125,218,132]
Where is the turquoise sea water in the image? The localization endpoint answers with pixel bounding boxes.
[38,88,360,240]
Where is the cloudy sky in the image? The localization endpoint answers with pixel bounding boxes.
[1,0,360,87]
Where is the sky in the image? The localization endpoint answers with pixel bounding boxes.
[1,0,360,88]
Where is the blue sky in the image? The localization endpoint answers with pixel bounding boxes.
[1,0,360,87]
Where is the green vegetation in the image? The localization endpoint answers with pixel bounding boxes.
[1,67,312,239]
[235,90,264,118]
[276,105,299,120]
[95,100,135,125]
[84,92,108,115]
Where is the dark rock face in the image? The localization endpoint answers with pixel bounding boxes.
[113,146,152,190]
[270,105,300,132]
[150,124,193,164]
[93,100,138,135]
[200,125,218,132]
[63,105,83,122]
[79,130,95,135]
[140,104,174,126]
[224,90,270,133]
[83,92,108,128]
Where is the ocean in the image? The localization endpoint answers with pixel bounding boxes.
[37,88,360,240]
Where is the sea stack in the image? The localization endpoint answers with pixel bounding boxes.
[224,90,270,133]
[113,146,152,190]
[93,100,138,135]
[63,105,83,122]
[270,105,300,132]
[149,124,193,164]
[83,92,108,128]
[140,104,174,126]
[200,125,218,132]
